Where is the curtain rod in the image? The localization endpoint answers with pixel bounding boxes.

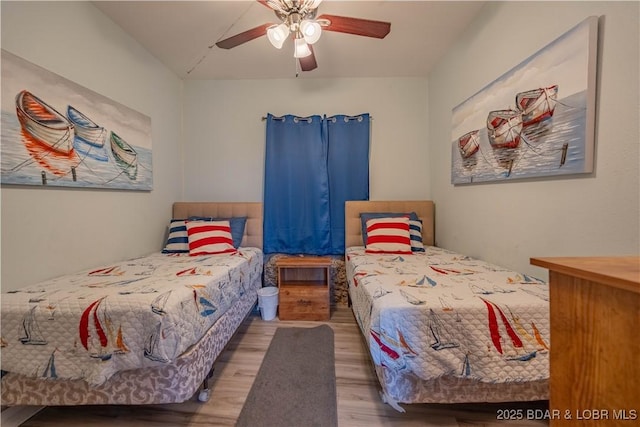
[261,115,373,121]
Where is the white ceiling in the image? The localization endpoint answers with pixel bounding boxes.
[93,1,486,80]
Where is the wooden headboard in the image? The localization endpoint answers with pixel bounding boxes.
[345,200,435,248]
[172,202,263,249]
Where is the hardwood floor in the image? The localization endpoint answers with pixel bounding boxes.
[13,307,549,426]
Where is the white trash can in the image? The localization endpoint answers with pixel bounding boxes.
[257,287,279,321]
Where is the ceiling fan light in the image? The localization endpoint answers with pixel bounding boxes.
[267,23,288,49]
[300,20,322,44]
[294,38,312,58]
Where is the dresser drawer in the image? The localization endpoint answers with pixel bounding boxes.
[279,286,329,321]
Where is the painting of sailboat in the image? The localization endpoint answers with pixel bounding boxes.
[20,306,47,345]
[428,309,459,351]
[456,129,480,169]
[114,326,129,354]
[451,17,598,184]
[480,298,537,361]
[198,296,217,317]
[531,322,550,352]
[439,296,454,311]
[506,306,549,353]
[15,90,74,154]
[43,350,58,378]
[151,291,172,315]
[67,105,106,148]
[399,289,425,305]
[66,105,109,162]
[461,353,471,376]
[516,85,559,126]
[78,297,129,360]
[110,131,138,180]
[370,329,406,370]
[144,322,171,363]
[458,130,480,158]
[1,49,152,190]
[486,109,523,149]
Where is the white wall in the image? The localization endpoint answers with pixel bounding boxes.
[1,1,184,291]
[4,1,635,292]
[428,1,640,279]
[182,78,430,201]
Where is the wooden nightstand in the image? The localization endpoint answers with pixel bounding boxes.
[276,256,331,321]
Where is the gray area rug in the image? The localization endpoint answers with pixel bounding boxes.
[236,325,337,427]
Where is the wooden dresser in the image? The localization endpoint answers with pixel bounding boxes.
[530,256,639,426]
[276,256,331,321]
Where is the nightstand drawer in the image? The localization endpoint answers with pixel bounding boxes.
[279,286,329,321]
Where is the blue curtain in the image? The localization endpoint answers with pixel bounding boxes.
[326,114,370,253]
[263,114,330,254]
[263,113,369,255]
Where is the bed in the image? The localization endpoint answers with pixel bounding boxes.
[344,200,549,409]
[1,202,263,406]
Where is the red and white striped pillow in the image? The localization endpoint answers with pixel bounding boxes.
[364,217,412,254]
[186,220,236,256]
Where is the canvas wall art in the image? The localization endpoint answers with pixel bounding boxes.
[451,16,598,184]
[1,50,153,190]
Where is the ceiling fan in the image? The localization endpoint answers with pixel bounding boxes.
[215,0,391,72]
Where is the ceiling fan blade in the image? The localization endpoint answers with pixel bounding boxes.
[299,45,318,72]
[317,14,391,39]
[215,23,272,49]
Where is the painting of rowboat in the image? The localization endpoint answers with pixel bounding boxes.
[1,50,152,190]
[451,16,598,184]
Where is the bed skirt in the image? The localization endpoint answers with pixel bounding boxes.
[376,365,548,404]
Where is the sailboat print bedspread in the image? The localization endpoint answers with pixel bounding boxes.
[0,249,263,386]
[346,246,550,386]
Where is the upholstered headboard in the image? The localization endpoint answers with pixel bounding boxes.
[172,202,263,249]
[345,200,435,249]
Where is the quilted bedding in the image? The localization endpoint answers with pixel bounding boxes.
[346,246,550,391]
[1,248,263,386]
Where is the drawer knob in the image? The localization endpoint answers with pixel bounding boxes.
[297,299,312,306]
